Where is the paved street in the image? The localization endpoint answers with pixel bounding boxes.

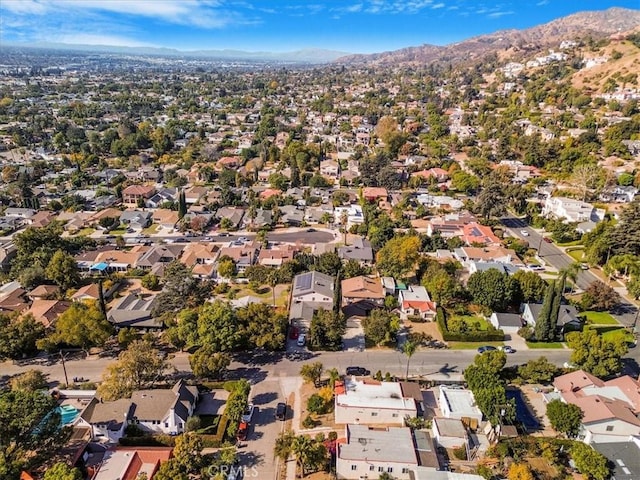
[501,216,639,329]
[2,348,574,386]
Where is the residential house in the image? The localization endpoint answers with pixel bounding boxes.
[363,187,388,203]
[398,285,437,321]
[289,271,335,331]
[600,186,638,204]
[522,303,582,335]
[341,276,385,317]
[89,208,123,228]
[542,196,602,224]
[217,156,242,170]
[214,207,245,229]
[78,397,134,442]
[337,425,439,480]
[90,249,145,273]
[467,262,521,276]
[334,205,365,229]
[334,377,420,425]
[107,293,161,331]
[91,447,173,480]
[0,241,17,272]
[257,244,298,267]
[120,210,152,230]
[431,417,469,450]
[411,469,484,480]
[243,208,273,230]
[146,187,178,208]
[180,243,219,278]
[27,284,60,301]
[22,299,71,328]
[279,205,305,226]
[461,223,501,246]
[489,312,523,335]
[71,283,102,302]
[425,213,478,238]
[151,209,179,231]
[411,168,449,184]
[4,207,36,219]
[438,386,483,425]
[130,380,198,435]
[0,281,28,313]
[338,237,374,265]
[218,241,259,274]
[320,159,340,181]
[122,185,156,207]
[137,244,184,274]
[416,194,464,211]
[593,438,640,480]
[553,370,640,444]
[28,210,55,228]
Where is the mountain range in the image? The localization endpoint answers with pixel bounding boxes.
[7,7,640,65]
[336,7,640,66]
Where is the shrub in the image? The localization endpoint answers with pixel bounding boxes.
[119,434,175,447]
[185,415,202,432]
[307,394,328,414]
[436,308,505,342]
[302,414,317,428]
[517,326,534,341]
[453,445,467,460]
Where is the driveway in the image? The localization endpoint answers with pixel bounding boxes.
[505,333,529,352]
[343,317,365,351]
[238,378,287,480]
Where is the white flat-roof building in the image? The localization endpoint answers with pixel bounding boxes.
[335,377,418,425]
[337,425,439,480]
[438,386,483,424]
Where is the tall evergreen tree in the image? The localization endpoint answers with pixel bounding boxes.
[549,273,566,336]
[535,281,556,342]
[178,190,187,219]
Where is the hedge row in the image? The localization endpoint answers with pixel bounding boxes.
[436,308,505,342]
[119,433,176,447]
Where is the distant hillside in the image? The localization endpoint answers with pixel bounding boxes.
[336,7,640,66]
[571,31,640,94]
[10,42,349,64]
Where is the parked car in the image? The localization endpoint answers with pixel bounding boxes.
[580,263,589,270]
[528,264,545,271]
[276,402,287,421]
[520,230,529,236]
[241,404,255,423]
[236,421,248,441]
[346,366,370,376]
[500,345,516,354]
[289,326,299,340]
[477,345,498,354]
[296,334,306,347]
[543,237,553,243]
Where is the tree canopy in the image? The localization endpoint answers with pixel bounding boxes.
[566,329,628,377]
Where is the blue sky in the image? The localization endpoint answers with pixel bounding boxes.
[1,1,638,53]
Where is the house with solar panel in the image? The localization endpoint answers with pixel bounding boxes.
[289,271,335,334]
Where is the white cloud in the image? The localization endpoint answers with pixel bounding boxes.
[487,10,514,18]
[0,0,249,29]
[431,3,446,9]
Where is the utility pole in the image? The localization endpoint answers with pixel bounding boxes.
[60,351,69,386]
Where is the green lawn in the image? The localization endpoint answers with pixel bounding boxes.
[76,227,95,236]
[526,341,565,349]
[449,341,504,350]
[450,315,492,331]
[143,223,160,234]
[109,228,127,235]
[582,311,619,325]
[601,328,634,344]
[556,239,583,247]
[567,249,585,262]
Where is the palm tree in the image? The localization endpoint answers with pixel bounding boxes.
[291,434,314,477]
[326,367,340,389]
[274,430,295,462]
[560,262,580,294]
[403,339,418,380]
[340,210,348,245]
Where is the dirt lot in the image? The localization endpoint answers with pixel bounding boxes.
[403,320,443,342]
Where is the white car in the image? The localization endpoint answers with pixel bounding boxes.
[241,403,255,423]
[520,230,529,236]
